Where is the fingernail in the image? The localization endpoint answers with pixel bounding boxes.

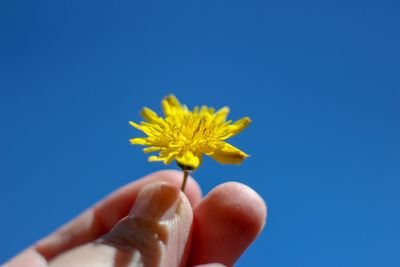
[129,182,181,222]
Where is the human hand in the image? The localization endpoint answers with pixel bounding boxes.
[4,170,266,267]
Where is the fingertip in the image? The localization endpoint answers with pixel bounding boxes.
[100,181,194,267]
[208,182,267,235]
[189,181,267,266]
[144,169,203,206]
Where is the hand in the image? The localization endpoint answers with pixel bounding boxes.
[4,170,267,267]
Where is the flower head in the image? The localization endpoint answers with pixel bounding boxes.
[129,95,251,170]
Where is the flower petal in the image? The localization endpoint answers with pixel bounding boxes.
[129,121,142,130]
[164,151,178,164]
[141,107,161,124]
[129,137,148,145]
[210,142,249,164]
[213,106,230,124]
[226,117,251,136]
[148,155,164,162]
[143,147,160,153]
[162,95,182,116]
[176,150,201,170]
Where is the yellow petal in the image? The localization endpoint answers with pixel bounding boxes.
[149,152,177,164]
[129,121,142,130]
[176,150,201,170]
[141,107,160,123]
[213,106,230,124]
[143,147,160,153]
[200,105,209,115]
[164,151,178,164]
[210,142,248,164]
[162,95,182,116]
[148,155,164,162]
[130,138,148,145]
[139,123,164,137]
[226,117,251,136]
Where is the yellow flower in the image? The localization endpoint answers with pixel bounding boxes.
[129,95,251,170]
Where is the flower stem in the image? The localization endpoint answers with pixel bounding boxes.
[181,169,189,191]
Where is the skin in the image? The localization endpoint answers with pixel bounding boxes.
[3,170,267,267]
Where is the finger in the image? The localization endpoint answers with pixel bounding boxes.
[35,170,201,261]
[188,182,267,267]
[48,182,193,267]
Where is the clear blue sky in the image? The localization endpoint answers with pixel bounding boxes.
[1,1,399,266]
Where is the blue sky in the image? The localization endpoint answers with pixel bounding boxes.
[1,0,399,266]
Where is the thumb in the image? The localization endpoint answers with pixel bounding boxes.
[49,182,193,267]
